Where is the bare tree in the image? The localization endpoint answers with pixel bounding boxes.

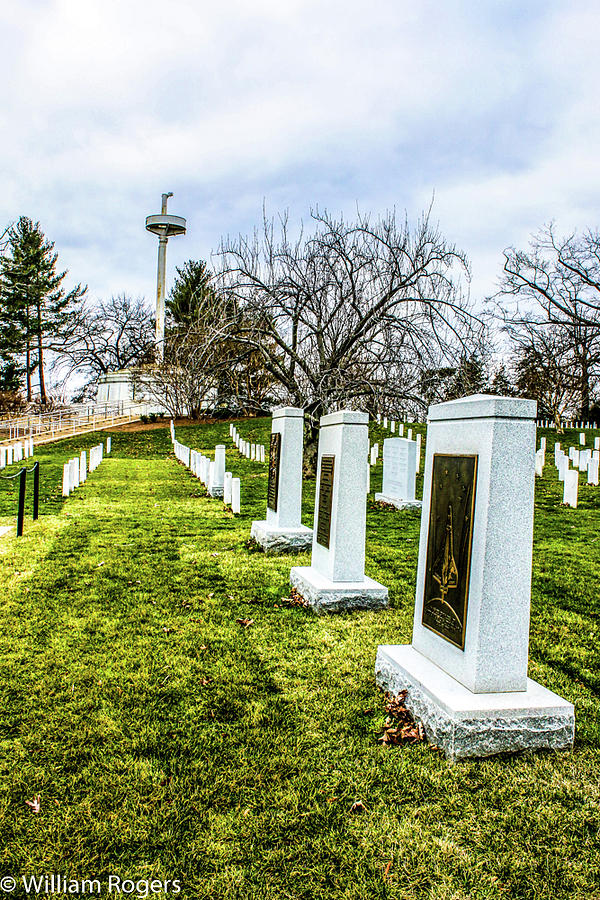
[496,224,600,418]
[217,206,481,466]
[52,295,154,395]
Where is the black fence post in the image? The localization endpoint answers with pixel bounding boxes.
[33,461,39,520]
[17,467,26,537]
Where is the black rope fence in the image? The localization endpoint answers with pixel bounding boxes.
[0,461,40,536]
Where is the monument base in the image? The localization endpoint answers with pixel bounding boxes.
[208,486,224,499]
[374,493,422,510]
[250,520,313,554]
[375,644,575,762]
[290,566,388,614]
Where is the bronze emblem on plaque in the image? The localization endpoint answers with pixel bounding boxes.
[422,454,478,650]
[267,432,281,512]
[316,455,335,548]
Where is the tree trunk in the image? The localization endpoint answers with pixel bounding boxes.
[303,401,324,477]
[36,302,47,405]
[579,357,590,420]
[26,339,31,402]
[25,303,31,401]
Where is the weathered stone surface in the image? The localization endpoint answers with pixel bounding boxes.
[374,494,422,511]
[208,486,224,499]
[250,520,313,555]
[375,645,575,761]
[290,565,388,614]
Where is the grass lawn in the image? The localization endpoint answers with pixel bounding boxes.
[0,420,597,899]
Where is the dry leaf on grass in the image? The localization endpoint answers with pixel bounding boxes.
[235,618,254,628]
[279,588,309,608]
[378,690,425,746]
[25,795,41,813]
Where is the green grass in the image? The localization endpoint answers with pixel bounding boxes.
[0,420,598,899]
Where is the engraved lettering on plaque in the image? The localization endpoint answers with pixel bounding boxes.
[267,432,281,512]
[422,454,477,650]
[316,455,335,548]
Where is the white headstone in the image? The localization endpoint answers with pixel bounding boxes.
[70,457,80,489]
[80,451,87,483]
[587,457,599,485]
[535,449,544,476]
[231,477,241,514]
[200,456,208,484]
[390,421,395,433]
[579,449,591,472]
[290,410,388,612]
[399,424,404,437]
[375,394,574,760]
[209,446,226,498]
[251,407,312,552]
[407,428,413,441]
[415,433,422,473]
[375,438,420,509]
[106,437,111,454]
[564,468,578,507]
[7,446,13,465]
[224,471,233,504]
[0,447,6,468]
[62,463,71,497]
[579,432,585,445]
[557,454,567,482]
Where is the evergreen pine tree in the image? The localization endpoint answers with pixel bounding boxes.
[0,217,86,403]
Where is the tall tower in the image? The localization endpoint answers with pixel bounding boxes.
[145,192,186,362]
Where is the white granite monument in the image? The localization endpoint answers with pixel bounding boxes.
[208,445,226,499]
[290,410,388,613]
[251,408,312,553]
[375,437,421,510]
[375,394,574,760]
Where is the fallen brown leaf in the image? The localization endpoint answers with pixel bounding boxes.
[377,691,425,746]
[236,618,254,628]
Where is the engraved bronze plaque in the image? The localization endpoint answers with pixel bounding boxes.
[422,454,478,650]
[267,432,281,512]
[316,454,335,549]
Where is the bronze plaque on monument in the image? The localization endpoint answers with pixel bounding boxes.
[316,455,335,549]
[267,432,281,512]
[422,454,478,650]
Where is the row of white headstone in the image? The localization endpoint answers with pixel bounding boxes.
[0,439,34,468]
[229,425,266,463]
[171,425,241,513]
[375,414,422,444]
[251,397,574,761]
[534,435,600,507]
[62,438,111,497]
[540,420,598,429]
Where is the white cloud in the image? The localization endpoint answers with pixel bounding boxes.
[0,0,598,319]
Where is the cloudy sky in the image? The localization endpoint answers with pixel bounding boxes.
[1,0,598,313]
